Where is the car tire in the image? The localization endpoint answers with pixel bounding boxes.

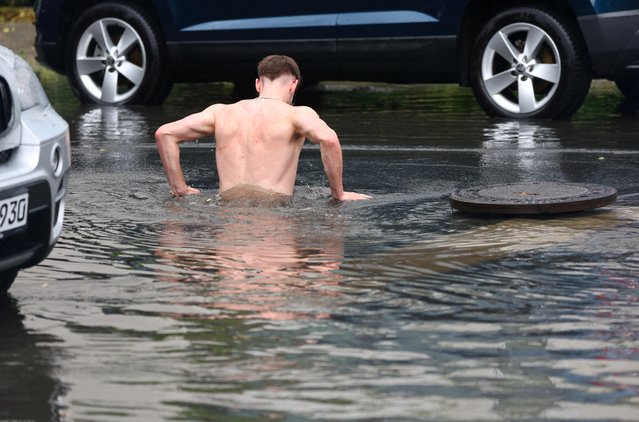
[0,269,18,294]
[65,2,172,105]
[615,77,639,101]
[470,6,592,119]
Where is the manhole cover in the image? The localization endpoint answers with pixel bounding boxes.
[450,182,617,215]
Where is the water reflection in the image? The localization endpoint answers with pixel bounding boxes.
[7,79,639,421]
[480,121,563,183]
[72,105,152,173]
[154,204,346,320]
[0,296,65,420]
[74,105,150,143]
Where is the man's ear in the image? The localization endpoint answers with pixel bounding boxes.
[290,79,300,94]
[255,78,262,94]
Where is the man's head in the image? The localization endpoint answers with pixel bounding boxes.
[255,55,301,103]
[257,55,301,81]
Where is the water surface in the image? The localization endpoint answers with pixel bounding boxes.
[2,80,639,421]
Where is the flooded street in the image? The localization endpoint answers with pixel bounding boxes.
[2,78,639,421]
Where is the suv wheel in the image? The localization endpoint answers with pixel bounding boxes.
[470,7,592,119]
[66,2,172,105]
[615,77,639,101]
[0,269,18,295]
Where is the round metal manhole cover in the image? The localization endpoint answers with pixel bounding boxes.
[450,182,617,215]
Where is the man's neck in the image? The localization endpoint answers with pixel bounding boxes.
[255,88,292,103]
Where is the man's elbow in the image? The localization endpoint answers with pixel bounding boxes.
[319,130,340,149]
[155,125,179,150]
[155,125,168,145]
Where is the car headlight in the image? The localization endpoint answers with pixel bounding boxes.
[0,46,50,111]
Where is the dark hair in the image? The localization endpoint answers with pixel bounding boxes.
[257,55,301,81]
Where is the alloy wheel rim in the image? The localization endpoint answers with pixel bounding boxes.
[75,18,147,103]
[481,22,561,115]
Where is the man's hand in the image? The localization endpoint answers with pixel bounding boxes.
[338,191,372,201]
[172,186,201,197]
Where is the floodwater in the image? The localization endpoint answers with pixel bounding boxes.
[2,79,639,421]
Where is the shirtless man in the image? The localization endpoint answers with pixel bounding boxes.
[155,55,370,201]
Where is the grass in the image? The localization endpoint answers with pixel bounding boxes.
[0,6,34,23]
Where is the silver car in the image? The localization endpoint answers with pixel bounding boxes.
[0,45,70,294]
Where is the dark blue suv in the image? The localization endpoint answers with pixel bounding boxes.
[34,0,639,118]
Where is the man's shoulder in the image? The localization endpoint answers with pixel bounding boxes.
[292,104,314,111]
[210,99,249,108]
[207,101,243,115]
[205,103,226,113]
[292,104,318,117]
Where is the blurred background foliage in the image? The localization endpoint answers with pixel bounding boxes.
[1,1,33,6]
[1,0,34,23]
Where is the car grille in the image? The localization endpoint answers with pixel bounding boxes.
[0,181,51,267]
[0,75,12,134]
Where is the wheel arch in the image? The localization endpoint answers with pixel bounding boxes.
[456,0,589,87]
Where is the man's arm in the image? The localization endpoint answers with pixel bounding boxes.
[155,105,217,197]
[294,107,370,201]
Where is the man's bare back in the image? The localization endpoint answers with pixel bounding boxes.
[155,55,370,202]
[213,98,306,196]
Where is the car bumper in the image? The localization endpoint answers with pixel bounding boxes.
[0,108,70,272]
[0,179,61,272]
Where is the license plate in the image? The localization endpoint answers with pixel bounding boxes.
[0,193,29,235]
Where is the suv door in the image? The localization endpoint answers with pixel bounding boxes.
[336,0,461,82]
[172,1,339,79]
